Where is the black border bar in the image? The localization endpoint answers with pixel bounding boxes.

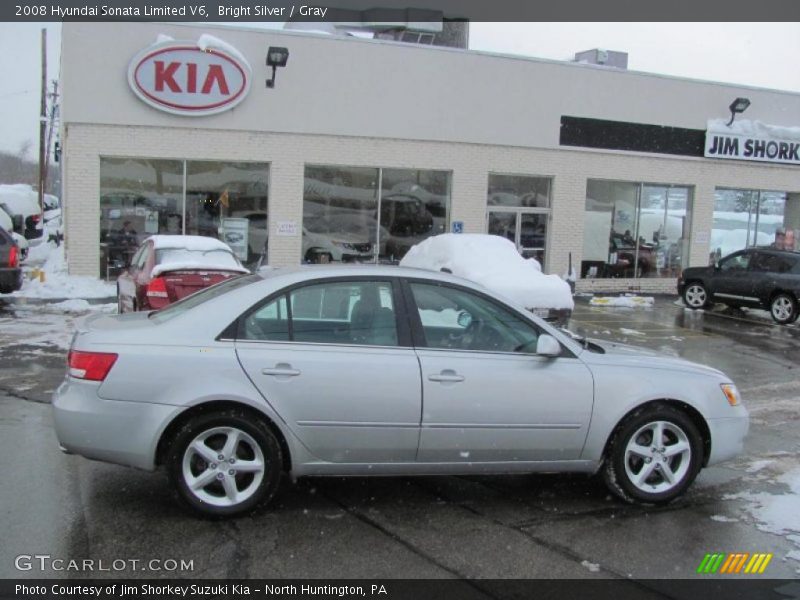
[3,0,800,22]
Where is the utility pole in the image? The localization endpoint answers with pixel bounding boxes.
[44,79,59,177]
[37,28,47,213]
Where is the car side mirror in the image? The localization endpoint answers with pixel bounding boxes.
[536,334,561,357]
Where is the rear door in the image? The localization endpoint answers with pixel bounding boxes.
[236,278,422,463]
[406,280,594,463]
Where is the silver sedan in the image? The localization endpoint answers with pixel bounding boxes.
[53,266,748,517]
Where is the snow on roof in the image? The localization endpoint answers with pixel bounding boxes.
[148,235,249,277]
[0,184,39,216]
[399,234,574,311]
[707,118,800,141]
[146,234,235,252]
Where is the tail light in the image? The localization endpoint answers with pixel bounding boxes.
[30,214,41,224]
[146,277,168,299]
[8,245,18,268]
[68,350,118,381]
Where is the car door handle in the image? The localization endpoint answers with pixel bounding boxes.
[428,370,465,383]
[261,364,301,377]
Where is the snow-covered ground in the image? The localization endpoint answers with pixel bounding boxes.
[11,242,115,300]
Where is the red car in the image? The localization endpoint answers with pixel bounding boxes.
[116,235,249,313]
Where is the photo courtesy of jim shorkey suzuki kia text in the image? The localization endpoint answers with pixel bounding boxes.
[15,584,388,597]
[37,4,330,18]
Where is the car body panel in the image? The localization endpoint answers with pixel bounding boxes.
[55,265,748,483]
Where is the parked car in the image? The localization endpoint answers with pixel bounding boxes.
[679,247,800,324]
[400,233,574,322]
[116,235,249,313]
[54,265,748,516]
[0,206,29,261]
[0,226,23,294]
[303,214,380,263]
[0,184,45,246]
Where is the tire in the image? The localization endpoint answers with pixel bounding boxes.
[682,282,709,309]
[166,409,283,517]
[770,293,797,325]
[603,404,703,504]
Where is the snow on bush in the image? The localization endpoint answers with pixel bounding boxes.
[399,234,574,310]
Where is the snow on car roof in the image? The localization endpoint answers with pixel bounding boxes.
[147,234,235,252]
[399,233,574,311]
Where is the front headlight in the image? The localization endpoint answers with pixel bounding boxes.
[720,383,741,406]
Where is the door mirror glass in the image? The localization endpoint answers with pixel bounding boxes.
[536,334,561,357]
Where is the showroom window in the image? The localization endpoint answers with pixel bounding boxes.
[486,174,551,267]
[581,180,693,279]
[302,165,451,264]
[711,188,796,261]
[99,158,269,279]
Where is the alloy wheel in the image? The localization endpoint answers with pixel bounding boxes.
[181,426,265,508]
[684,284,707,308]
[771,295,795,323]
[623,420,692,494]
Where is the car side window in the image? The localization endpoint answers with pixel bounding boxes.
[409,283,539,354]
[290,281,398,346]
[129,245,146,270]
[241,281,398,346]
[752,253,794,274]
[719,252,750,272]
[240,295,290,341]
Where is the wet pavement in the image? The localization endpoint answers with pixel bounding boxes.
[0,295,798,583]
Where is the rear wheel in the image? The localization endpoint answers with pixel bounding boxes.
[770,293,797,325]
[683,282,709,309]
[603,405,703,504]
[166,409,283,517]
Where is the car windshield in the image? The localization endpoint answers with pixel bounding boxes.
[149,274,261,323]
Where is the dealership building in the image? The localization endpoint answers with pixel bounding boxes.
[60,21,800,292]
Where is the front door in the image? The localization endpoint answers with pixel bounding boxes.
[235,279,422,463]
[487,209,548,266]
[711,250,757,304]
[406,281,594,463]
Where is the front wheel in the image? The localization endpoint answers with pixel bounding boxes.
[603,405,703,504]
[166,409,283,517]
[770,293,797,325]
[682,282,709,309]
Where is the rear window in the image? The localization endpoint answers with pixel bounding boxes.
[149,274,261,323]
[154,247,242,271]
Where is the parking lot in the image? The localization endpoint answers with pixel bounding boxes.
[0,296,798,584]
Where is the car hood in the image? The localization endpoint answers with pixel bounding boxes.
[579,338,726,378]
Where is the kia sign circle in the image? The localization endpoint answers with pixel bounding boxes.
[128,41,252,116]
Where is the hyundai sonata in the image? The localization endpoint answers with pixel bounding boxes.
[54,266,748,516]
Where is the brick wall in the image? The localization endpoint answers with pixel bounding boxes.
[63,123,800,293]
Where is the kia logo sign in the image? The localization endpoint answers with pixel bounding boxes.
[128,40,251,116]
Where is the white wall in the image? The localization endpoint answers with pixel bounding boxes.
[61,22,800,151]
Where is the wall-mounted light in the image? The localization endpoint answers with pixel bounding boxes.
[266,47,289,88]
[726,97,751,127]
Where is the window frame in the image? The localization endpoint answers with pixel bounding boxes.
[230,276,413,348]
[400,278,575,358]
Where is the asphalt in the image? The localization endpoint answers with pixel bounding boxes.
[0,295,798,586]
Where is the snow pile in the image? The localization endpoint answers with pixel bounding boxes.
[590,296,655,308]
[11,244,115,299]
[147,235,249,277]
[399,234,574,310]
[197,34,250,67]
[707,118,800,142]
[619,327,646,336]
[580,560,600,573]
[49,299,92,313]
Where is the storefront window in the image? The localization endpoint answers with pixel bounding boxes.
[185,161,269,267]
[99,158,183,280]
[582,180,693,279]
[302,165,451,264]
[486,174,551,266]
[99,158,269,279]
[711,188,796,261]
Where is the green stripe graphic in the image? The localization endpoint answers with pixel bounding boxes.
[697,554,713,573]
[710,554,726,573]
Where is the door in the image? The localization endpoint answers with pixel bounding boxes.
[711,250,757,304]
[235,279,422,463]
[487,209,548,266]
[406,281,594,463]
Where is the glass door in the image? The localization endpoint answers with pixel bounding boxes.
[487,209,548,267]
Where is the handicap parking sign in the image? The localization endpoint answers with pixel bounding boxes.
[451,221,464,234]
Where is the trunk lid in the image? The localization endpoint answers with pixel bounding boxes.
[160,270,241,301]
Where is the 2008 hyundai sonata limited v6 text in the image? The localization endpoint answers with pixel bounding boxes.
[53,266,749,517]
